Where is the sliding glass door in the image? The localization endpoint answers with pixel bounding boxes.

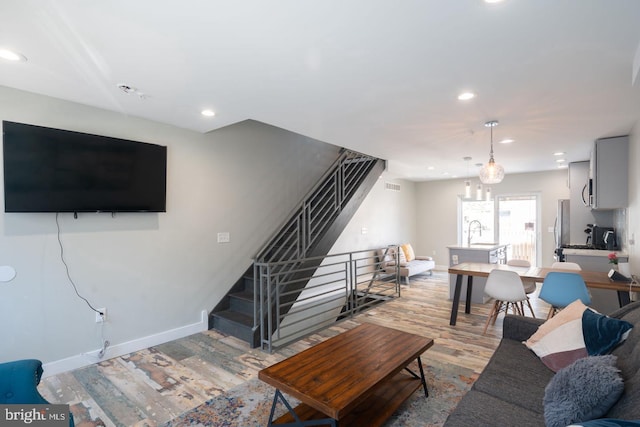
[459,193,541,266]
[497,194,540,266]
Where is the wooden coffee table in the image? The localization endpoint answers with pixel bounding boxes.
[258,323,434,427]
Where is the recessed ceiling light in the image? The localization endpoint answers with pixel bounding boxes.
[201,109,216,117]
[485,0,505,3]
[558,164,569,169]
[0,48,27,62]
[457,92,476,101]
[427,166,435,171]
[556,158,566,163]
[499,138,514,144]
[553,151,565,156]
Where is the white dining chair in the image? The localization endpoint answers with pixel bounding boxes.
[482,269,529,334]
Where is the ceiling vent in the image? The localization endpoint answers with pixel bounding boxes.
[385,182,401,192]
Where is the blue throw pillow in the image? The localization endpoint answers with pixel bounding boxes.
[568,420,640,427]
[544,355,624,427]
[582,309,633,355]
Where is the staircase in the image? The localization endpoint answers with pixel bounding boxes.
[209,149,385,348]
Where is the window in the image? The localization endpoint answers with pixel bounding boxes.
[459,193,541,266]
[460,200,494,245]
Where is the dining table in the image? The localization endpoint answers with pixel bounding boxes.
[447,262,639,326]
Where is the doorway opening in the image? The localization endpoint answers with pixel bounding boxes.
[459,193,540,266]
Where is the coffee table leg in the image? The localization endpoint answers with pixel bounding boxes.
[404,356,429,398]
[267,389,337,427]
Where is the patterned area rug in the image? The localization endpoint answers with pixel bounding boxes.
[163,359,476,427]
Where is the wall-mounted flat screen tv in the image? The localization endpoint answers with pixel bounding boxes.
[3,121,167,213]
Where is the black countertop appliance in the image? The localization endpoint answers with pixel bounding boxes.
[592,226,616,250]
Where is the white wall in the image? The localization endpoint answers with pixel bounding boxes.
[0,86,358,368]
[330,177,417,252]
[415,170,570,267]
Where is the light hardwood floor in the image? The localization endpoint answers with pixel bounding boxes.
[39,270,551,426]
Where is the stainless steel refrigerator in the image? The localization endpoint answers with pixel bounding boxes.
[554,199,570,249]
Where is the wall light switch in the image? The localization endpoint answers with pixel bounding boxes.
[361,227,368,234]
[217,232,230,243]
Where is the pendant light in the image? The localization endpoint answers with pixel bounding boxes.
[463,156,472,199]
[479,120,505,184]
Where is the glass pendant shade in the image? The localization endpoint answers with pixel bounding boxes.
[479,157,505,184]
[479,120,504,184]
[464,180,471,199]
[476,184,483,200]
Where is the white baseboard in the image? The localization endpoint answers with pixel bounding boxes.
[42,310,209,378]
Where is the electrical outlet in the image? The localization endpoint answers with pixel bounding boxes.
[95,308,107,323]
[452,255,459,264]
[217,232,230,243]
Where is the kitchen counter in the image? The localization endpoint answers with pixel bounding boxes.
[448,244,508,303]
[562,248,628,257]
[446,243,507,251]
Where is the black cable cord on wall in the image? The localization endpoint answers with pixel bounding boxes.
[55,212,103,315]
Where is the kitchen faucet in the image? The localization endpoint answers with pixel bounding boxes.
[468,220,482,246]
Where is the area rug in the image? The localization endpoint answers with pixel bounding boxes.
[163,359,476,427]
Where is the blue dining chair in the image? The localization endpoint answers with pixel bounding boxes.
[539,272,591,319]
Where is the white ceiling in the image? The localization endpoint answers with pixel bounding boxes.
[2,0,640,181]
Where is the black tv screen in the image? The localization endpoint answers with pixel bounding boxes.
[3,121,167,213]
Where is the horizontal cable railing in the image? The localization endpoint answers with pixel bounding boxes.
[256,247,401,352]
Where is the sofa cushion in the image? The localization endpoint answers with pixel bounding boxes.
[543,355,624,427]
[570,420,640,427]
[525,300,589,371]
[442,389,545,427]
[610,301,640,379]
[401,243,415,262]
[398,246,407,263]
[525,301,632,372]
[582,309,633,356]
[603,366,640,419]
[471,338,553,414]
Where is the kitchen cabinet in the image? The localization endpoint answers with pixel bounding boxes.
[589,136,628,210]
[568,162,613,245]
[447,244,507,303]
[564,250,628,314]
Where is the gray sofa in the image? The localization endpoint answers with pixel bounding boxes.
[444,301,640,426]
[377,245,435,284]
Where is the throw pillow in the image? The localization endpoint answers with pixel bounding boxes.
[582,309,633,356]
[378,248,395,266]
[568,420,640,427]
[398,245,407,263]
[524,300,589,371]
[401,243,415,262]
[543,355,624,427]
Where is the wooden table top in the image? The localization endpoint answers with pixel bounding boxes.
[448,262,638,292]
[258,322,433,420]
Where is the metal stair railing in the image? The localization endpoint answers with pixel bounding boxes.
[256,248,401,352]
[252,149,380,330]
